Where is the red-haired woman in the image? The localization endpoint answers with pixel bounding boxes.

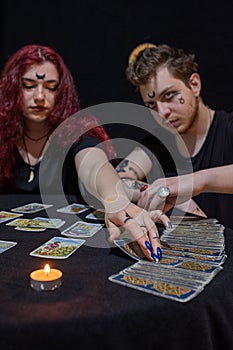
[0,44,168,260]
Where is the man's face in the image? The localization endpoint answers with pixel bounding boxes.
[139,67,200,135]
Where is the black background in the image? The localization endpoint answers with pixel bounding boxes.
[1,1,233,110]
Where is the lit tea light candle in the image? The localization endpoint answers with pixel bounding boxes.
[30,264,62,291]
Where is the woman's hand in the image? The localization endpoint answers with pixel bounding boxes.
[105,202,171,261]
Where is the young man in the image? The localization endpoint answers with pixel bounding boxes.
[120,43,233,228]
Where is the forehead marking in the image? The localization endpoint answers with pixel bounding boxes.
[36,72,46,80]
[148,91,155,99]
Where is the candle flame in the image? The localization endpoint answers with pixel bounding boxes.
[44,264,50,275]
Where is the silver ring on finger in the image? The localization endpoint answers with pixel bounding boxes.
[157,186,170,199]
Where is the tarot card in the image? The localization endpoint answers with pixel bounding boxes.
[0,240,17,254]
[160,236,224,249]
[114,239,146,261]
[85,209,105,221]
[114,238,171,262]
[7,217,65,229]
[6,218,41,227]
[174,259,223,274]
[11,202,53,214]
[14,226,46,232]
[29,217,65,229]
[0,211,23,224]
[61,221,103,238]
[161,248,226,264]
[159,242,224,258]
[56,203,88,214]
[29,236,85,259]
[170,215,203,221]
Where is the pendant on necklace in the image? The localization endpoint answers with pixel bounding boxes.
[28,166,35,183]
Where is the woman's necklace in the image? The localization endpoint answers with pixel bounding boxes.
[22,134,49,183]
[24,131,50,142]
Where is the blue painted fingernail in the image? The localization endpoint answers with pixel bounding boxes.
[167,222,173,229]
[151,252,158,261]
[145,241,160,261]
[145,241,153,252]
[157,247,162,260]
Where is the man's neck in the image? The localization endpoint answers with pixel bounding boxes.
[179,105,213,158]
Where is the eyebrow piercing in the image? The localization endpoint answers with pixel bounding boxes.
[148,91,155,98]
[36,73,45,80]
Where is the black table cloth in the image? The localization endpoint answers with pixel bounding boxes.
[0,194,233,350]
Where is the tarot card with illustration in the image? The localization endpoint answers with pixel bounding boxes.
[0,211,23,224]
[11,202,53,214]
[29,236,85,259]
[56,203,89,215]
[61,221,103,238]
[0,240,17,254]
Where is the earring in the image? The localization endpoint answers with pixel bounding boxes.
[179,96,185,104]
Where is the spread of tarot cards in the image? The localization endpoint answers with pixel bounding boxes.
[109,218,227,303]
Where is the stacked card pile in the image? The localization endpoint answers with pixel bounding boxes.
[109,218,227,303]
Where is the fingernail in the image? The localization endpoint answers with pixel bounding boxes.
[151,252,158,261]
[145,240,153,252]
[167,221,173,229]
[157,247,162,260]
[140,184,148,192]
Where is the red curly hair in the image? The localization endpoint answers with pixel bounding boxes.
[0,44,116,189]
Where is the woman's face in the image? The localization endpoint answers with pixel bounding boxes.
[20,61,59,124]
